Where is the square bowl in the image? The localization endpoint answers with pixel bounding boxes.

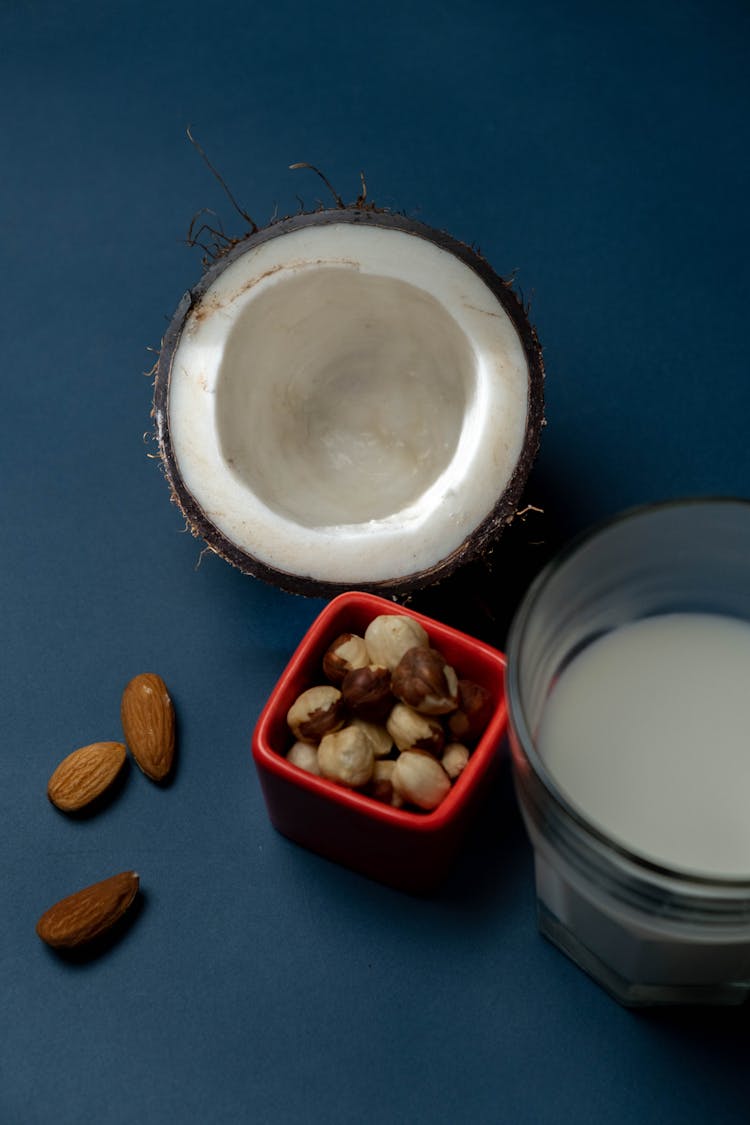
[251,591,507,893]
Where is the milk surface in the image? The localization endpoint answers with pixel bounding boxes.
[537,613,750,877]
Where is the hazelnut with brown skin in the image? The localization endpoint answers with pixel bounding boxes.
[341,664,393,722]
[367,759,404,807]
[287,685,345,743]
[447,680,494,743]
[386,703,445,756]
[363,614,430,671]
[318,726,374,788]
[392,749,451,810]
[391,646,459,715]
[322,633,370,684]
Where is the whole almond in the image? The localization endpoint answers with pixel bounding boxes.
[47,741,127,812]
[36,871,140,949]
[121,672,175,781]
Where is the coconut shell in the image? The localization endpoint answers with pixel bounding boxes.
[153,207,545,598]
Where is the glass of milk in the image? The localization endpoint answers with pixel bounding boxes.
[506,498,750,1006]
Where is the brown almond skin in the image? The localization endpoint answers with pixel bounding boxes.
[47,741,127,812]
[121,673,175,781]
[36,871,140,949]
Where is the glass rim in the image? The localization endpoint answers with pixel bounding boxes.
[506,494,750,891]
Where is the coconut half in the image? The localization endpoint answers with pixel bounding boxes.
[154,208,544,596]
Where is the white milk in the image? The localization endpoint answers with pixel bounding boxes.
[537,612,750,878]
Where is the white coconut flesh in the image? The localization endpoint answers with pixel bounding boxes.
[165,222,531,586]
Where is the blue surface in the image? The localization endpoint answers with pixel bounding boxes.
[2,1,749,1121]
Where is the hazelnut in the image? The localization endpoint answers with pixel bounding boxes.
[364,614,430,671]
[322,633,370,684]
[386,703,444,756]
[367,759,404,806]
[349,718,393,759]
[448,680,494,743]
[341,664,393,722]
[391,646,459,715]
[318,726,374,788]
[441,742,470,780]
[286,741,321,776]
[392,750,451,810]
[287,685,345,743]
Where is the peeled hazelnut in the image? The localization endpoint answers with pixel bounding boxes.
[367,759,404,806]
[341,664,393,722]
[392,750,451,810]
[322,633,370,684]
[318,726,374,788]
[441,742,470,780]
[286,741,321,775]
[391,646,459,715]
[386,703,444,756]
[364,614,430,671]
[287,685,345,743]
[448,680,494,743]
[349,718,393,759]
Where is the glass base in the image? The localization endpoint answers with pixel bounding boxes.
[538,903,750,1008]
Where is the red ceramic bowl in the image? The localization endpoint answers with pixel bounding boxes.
[252,591,507,893]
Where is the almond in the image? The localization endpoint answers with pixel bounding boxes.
[121,672,175,781]
[47,741,127,812]
[36,871,140,949]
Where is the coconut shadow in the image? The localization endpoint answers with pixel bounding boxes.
[411,463,575,648]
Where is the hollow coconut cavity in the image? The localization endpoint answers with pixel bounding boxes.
[154,208,544,597]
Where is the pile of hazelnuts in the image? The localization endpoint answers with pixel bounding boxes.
[285,613,493,811]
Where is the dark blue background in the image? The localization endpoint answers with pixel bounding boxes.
[2,1,749,1122]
